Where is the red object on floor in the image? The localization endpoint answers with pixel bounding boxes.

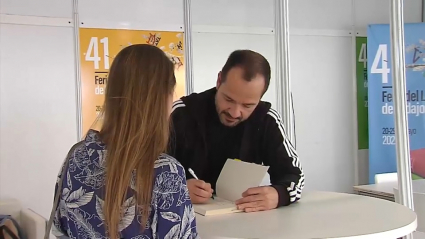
[410,148,425,178]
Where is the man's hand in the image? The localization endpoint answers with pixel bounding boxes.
[187,179,214,204]
[235,186,279,212]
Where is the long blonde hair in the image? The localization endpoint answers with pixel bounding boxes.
[98,44,175,238]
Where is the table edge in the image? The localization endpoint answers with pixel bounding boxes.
[328,216,417,239]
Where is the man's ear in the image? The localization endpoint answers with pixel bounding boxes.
[216,71,222,89]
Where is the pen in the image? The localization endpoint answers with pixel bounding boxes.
[188,168,214,199]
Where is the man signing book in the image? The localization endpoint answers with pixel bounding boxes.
[169,49,304,212]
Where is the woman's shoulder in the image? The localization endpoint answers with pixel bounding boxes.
[154,153,185,176]
[67,130,106,155]
[59,130,107,189]
[155,153,182,166]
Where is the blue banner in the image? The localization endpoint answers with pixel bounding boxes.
[368,23,425,184]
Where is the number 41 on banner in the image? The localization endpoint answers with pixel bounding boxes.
[85,37,110,70]
[371,44,391,84]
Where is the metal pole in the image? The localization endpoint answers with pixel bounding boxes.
[390,0,414,229]
[351,0,360,186]
[274,0,282,119]
[183,0,194,95]
[275,0,294,142]
[72,0,82,140]
[422,0,425,22]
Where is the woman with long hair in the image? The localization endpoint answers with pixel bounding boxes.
[50,44,198,238]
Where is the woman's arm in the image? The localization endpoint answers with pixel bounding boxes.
[153,155,199,239]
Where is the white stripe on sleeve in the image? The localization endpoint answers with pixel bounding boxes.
[172,99,186,112]
[267,108,304,203]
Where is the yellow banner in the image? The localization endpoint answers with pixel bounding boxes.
[79,28,185,135]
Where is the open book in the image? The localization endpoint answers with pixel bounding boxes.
[193,159,269,216]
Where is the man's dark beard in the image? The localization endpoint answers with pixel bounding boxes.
[222,111,241,121]
[221,111,242,126]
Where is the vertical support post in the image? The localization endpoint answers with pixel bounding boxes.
[422,0,425,22]
[183,0,194,95]
[72,0,82,140]
[389,0,414,233]
[275,0,294,142]
[274,0,282,118]
[351,0,360,186]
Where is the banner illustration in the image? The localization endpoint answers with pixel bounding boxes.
[79,28,185,134]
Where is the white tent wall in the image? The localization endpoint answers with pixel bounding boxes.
[0,0,78,222]
[0,0,422,220]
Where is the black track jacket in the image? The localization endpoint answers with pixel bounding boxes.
[169,88,304,206]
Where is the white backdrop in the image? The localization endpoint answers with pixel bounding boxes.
[192,33,276,105]
[0,24,77,217]
[0,0,423,219]
[290,35,353,191]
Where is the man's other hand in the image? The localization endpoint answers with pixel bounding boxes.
[235,186,279,212]
[187,179,214,204]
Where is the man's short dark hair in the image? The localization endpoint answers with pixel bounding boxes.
[221,50,271,94]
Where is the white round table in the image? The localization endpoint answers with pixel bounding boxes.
[195,191,417,239]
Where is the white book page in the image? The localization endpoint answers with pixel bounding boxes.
[216,159,269,202]
[194,197,236,212]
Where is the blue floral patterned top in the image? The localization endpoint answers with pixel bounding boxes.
[52,130,199,239]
